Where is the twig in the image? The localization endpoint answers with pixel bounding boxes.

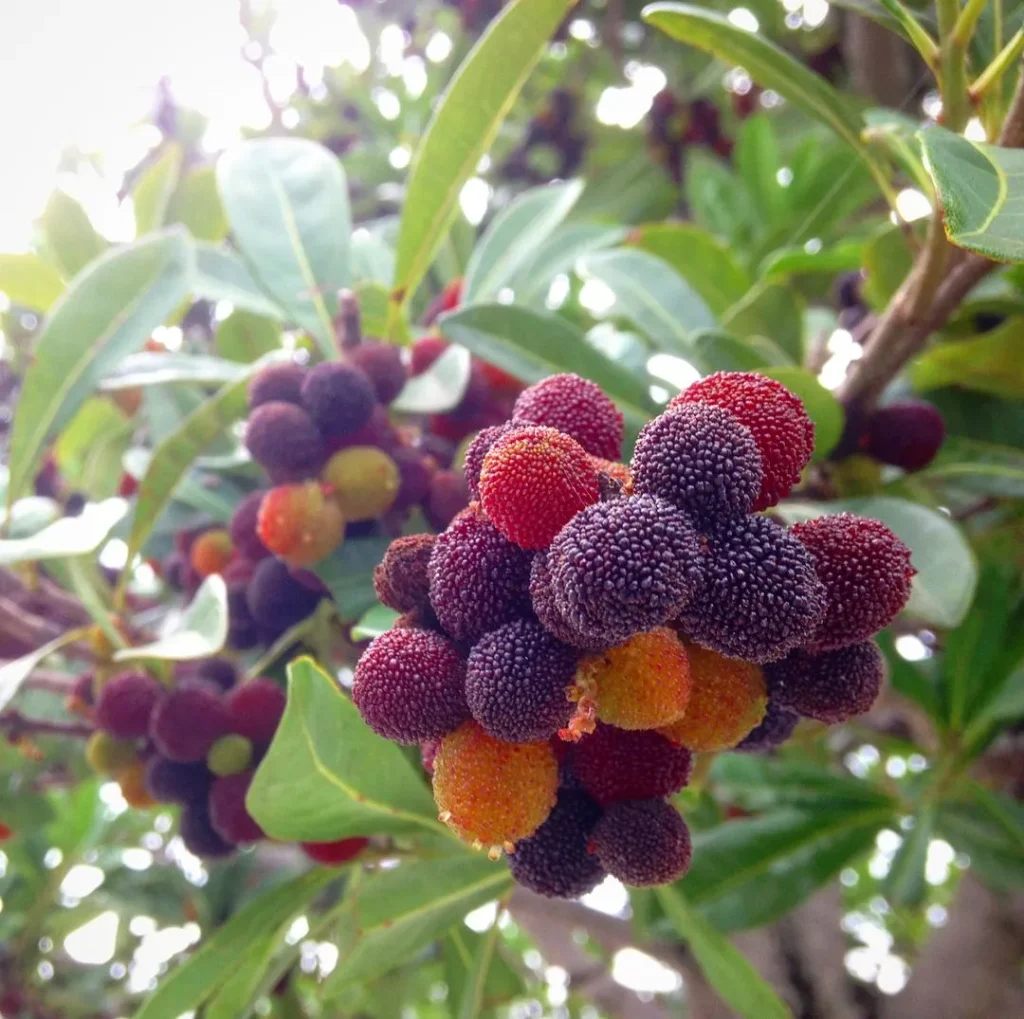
[21,670,78,694]
[0,709,93,740]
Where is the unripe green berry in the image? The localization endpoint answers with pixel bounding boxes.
[206,733,254,777]
[85,731,139,776]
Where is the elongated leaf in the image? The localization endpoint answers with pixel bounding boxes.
[192,243,286,319]
[759,242,864,280]
[463,180,584,303]
[218,138,351,353]
[921,125,1024,262]
[135,869,335,1019]
[168,165,229,243]
[644,4,891,199]
[6,229,193,506]
[327,856,511,993]
[0,498,128,566]
[938,803,1024,891]
[445,929,524,1014]
[314,537,394,620]
[133,145,183,235]
[722,283,803,363]
[884,807,935,907]
[0,627,86,712]
[391,346,472,414]
[912,317,1024,398]
[352,229,395,284]
[693,330,791,373]
[762,367,843,460]
[685,149,754,245]
[43,189,105,277]
[215,309,280,364]
[579,247,715,354]
[914,438,1024,498]
[100,352,247,390]
[247,657,442,841]
[439,303,655,425]
[456,917,502,1019]
[656,885,792,1019]
[0,253,65,311]
[114,576,228,662]
[964,665,1024,747]
[390,0,574,323]
[55,398,131,498]
[735,115,786,227]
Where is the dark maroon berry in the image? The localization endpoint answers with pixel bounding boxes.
[95,671,163,740]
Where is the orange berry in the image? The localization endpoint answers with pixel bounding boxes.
[257,482,344,567]
[118,760,157,809]
[190,530,234,577]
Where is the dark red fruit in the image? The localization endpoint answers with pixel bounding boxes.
[301,837,370,866]
[245,402,327,481]
[195,658,238,691]
[300,362,376,440]
[209,772,264,844]
[225,678,286,748]
[864,400,945,471]
[95,671,163,740]
[373,534,435,613]
[424,469,470,531]
[246,558,322,631]
[590,799,692,886]
[392,447,434,511]
[179,800,235,858]
[150,680,230,763]
[346,341,407,405]
[230,491,272,561]
[410,335,449,374]
[145,756,212,804]
[248,362,305,410]
[529,552,610,651]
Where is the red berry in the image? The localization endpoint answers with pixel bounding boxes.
[864,400,945,471]
[410,335,449,375]
[513,373,624,460]
[150,680,230,763]
[95,671,163,740]
[373,534,435,613]
[230,491,272,561]
[301,837,370,866]
[209,772,264,844]
[225,678,287,749]
[257,482,344,567]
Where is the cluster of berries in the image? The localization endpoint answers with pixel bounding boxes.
[73,662,365,865]
[647,90,734,184]
[355,370,915,897]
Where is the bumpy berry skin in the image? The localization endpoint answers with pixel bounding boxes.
[333,402,400,453]
[346,341,407,405]
[736,701,800,752]
[353,628,469,743]
[659,645,766,751]
[246,558,322,631]
[580,628,691,731]
[150,680,230,763]
[258,482,344,566]
[590,799,692,886]
[672,371,814,510]
[529,552,609,651]
[248,362,305,410]
[195,658,237,691]
[480,426,600,550]
[95,671,163,739]
[428,505,532,643]
[230,491,271,562]
[209,772,263,844]
[676,515,826,664]
[767,641,883,724]
[374,535,435,613]
[207,734,254,776]
[631,404,762,523]
[591,457,633,493]
[424,469,470,531]
[548,495,704,647]
[865,400,945,471]
[321,446,400,521]
[245,402,327,482]
[190,529,234,578]
[572,724,693,807]
[145,756,212,804]
[433,721,558,846]
[791,513,914,652]
[508,789,605,898]
[513,373,624,460]
[85,732,139,776]
[301,837,370,866]
[180,800,236,858]
[466,619,577,742]
[300,362,376,441]
[225,678,286,749]
[463,423,515,500]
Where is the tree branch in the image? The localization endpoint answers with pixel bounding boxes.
[0,709,94,740]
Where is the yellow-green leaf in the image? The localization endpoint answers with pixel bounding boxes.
[0,253,66,311]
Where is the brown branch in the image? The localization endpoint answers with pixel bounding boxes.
[0,709,94,740]
[20,669,78,695]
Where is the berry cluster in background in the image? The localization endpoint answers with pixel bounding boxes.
[357,371,916,897]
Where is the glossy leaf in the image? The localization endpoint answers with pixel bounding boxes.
[0,498,128,566]
[192,243,286,319]
[0,628,88,712]
[247,657,442,841]
[390,0,574,322]
[215,309,281,364]
[218,137,351,352]
[912,317,1024,398]
[133,145,183,235]
[0,252,65,311]
[884,807,936,907]
[921,125,1024,262]
[685,149,753,245]
[391,345,472,414]
[759,242,864,280]
[762,366,844,460]
[42,189,105,278]
[351,603,400,642]
[5,229,193,506]
[735,115,787,227]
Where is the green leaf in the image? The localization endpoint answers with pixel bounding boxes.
[876,630,942,721]
[352,229,395,284]
[247,657,442,841]
[632,223,753,317]
[217,137,351,353]
[215,310,281,364]
[456,916,502,1019]
[884,807,935,907]
[55,398,132,499]
[914,438,1024,498]
[0,628,87,712]
[759,242,865,280]
[326,856,511,993]
[0,498,128,566]
[439,303,655,425]
[578,247,715,354]
[445,929,524,1014]
[0,253,66,311]
[168,165,229,243]
[685,149,754,245]
[192,243,287,319]
[391,346,472,415]
[862,224,914,310]
[99,352,248,390]
[42,189,105,278]
[114,576,228,662]
[912,317,1024,398]
[646,4,891,200]
[863,109,935,196]
[938,802,1024,891]
[762,367,843,460]
[390,0,574,322]
[692,330,792,373]
[134,869,335,1019]
[5,229,193,506]
[964,665,1024,746]
[722,283,803,363]
[735,115,787,228]
[656,885,792,1019]
[351,603,400,642]
[462,180,584,303]
[314,536,396,621]
[921,125,1024,262]
[133,145,183,235]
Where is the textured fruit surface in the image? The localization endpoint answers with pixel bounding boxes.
[346,340,407,404]
[508,789,605,898]
[257,482,344,566]
[433,722,558,846]
[190,529,234,578]
[300,361,376,440]
[791,513,914,652]
[150,680,230,762]
[245,402,327,481]
[529,552,609,652]
[590,799,692,886]
[353,628,469,743]
[180,801,236,858]
[424,469,470,531]
[248,362,305,410]
[479,426,599,550]
[864,399,945,471]
[737,701,800,752]
[631,404,762,523]
[768,640,883,723]
[209,772,264,843]
[246,557,322,631]
[659,644,766,751]
[321,446,400,521]
[466,619,576,742]
[302,837,370,866]
[590,457,633,493]
[85,731,139,776]
[393,447,434,510]
[676,515,826,664]
[145,756,212,804]
[374,534,435,613]
[230,491,271,562]
[207,734,254,776]
[580,628,691,730]
[513,373,624,460]
[548,495,704,647]
[572,724,692,806]
[225,678,286,748]
[118,760,157,809]
[428,504,532,642]
[463,422,515,499]
[95,671,163,740]
[672,371,814,509]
